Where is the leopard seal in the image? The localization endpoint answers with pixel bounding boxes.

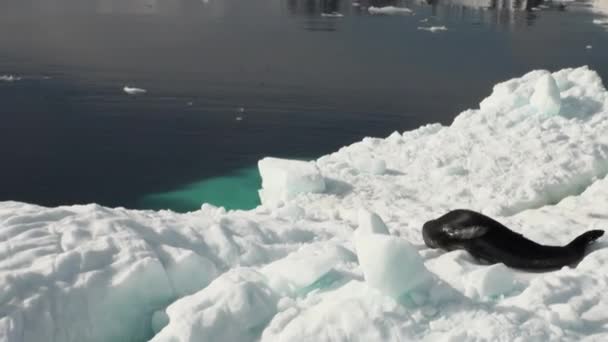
[422,209,604,270]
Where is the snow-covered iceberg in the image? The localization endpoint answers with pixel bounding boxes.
[1,66,608,341]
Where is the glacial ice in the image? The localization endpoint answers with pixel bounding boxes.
[258,157,326,206]
[1,66,608,341]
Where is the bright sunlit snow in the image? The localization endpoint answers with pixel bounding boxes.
[1,66,608,341]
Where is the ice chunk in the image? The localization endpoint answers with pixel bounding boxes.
[0,75,21,82]
[123,86,147,95]
[417,26,448,32]
[368,6,413,15]
[261,243,355,295]
[151,268,278,342]
[355,234,432,298]
[530,73,561,116]
[321,12,344,17]
[356,209,390,236]
[464,263,517,299]
[258,157,326,206]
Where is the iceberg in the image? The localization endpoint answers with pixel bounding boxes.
[1,66,608,341]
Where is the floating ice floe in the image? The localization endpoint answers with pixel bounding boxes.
[321,12,344,17]
[368,6,413,15]
[0,75,21,82]
[2,66,608,341]
[123,86,147,95]
[418,25,448,32]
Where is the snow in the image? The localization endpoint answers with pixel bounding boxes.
[123,86,147,95]
[258,157,326,206]
[530,73,562,116]
[368,6,413,15]
[2,66,608,341]
[418,25,448,32]
[351,156,386,175]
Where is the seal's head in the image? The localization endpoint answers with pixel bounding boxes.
[422,220,442,249]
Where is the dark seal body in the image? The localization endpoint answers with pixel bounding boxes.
[423,209,604,270]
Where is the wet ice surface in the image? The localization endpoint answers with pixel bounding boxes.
[1,66,608,341]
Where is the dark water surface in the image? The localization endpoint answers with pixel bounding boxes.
[0,0,607,212]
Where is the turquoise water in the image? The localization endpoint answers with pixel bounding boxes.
[2,0,607,212]
[139,166,262,212]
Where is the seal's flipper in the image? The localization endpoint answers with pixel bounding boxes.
[567,230,604,251]
[442,225,489,240]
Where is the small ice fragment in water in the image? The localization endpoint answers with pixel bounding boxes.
[236,107,245,121]
[420,18,429,23]
[418,26,448,32]
[123,86,147,95]
[368,6,413,15]
[586,45,593,49]
[321,12,344,17]
[0,75,21,82]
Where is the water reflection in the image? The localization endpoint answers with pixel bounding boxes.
[286,0,346,16]
[423,0,545,11]
[0,0,219,15]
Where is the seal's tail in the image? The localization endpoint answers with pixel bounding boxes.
[567,230,604,251]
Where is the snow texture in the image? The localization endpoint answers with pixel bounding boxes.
[1,66,608,342]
